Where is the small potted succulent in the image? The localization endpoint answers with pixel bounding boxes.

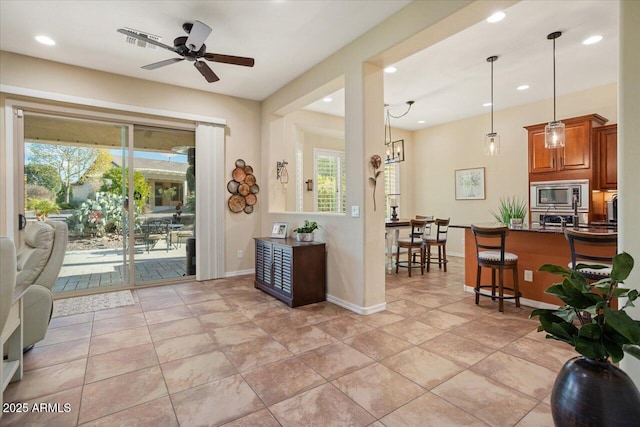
[294,220,320,242]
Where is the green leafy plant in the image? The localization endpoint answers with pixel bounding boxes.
[67,192,142,236]
[490,196,527,225]
[294,220,320,233]
[530,252,640,363]
[26,199,60,219]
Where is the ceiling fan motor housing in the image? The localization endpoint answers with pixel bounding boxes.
[174,36,206,59]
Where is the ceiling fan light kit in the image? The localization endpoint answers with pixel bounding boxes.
[484,55,500,156]
[545,31,565,149]
[117,20,255,83]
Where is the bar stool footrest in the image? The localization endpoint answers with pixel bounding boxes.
[474,285,521,300]
[396,260,424,269]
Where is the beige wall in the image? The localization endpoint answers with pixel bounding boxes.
[619,0,640,386]
[271,109,345,213]
[261,0,510,311]
[0,51,262,274]
[411,83,617,256]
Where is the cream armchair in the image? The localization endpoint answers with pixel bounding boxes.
[16,220,68,349]
[0,237,17,338]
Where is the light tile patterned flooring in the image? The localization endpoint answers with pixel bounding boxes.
[3,257,577,426]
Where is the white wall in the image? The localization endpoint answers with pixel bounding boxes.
[0,51,262,275]
[411,83,617,256]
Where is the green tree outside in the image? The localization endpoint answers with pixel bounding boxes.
[24,164,63,194]
[100,167,150,209]
[27,143,105,203]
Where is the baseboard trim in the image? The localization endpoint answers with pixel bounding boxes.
[326,294,387,315]
[224,269,255,278]
[463,285,560,310]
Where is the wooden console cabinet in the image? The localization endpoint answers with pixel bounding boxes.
[254,237,326,307]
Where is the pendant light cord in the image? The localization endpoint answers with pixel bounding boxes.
[553,36,557,121]
[490,58,494,133]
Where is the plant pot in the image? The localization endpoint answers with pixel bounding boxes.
[295,232,314,242]
[551,356,640,426]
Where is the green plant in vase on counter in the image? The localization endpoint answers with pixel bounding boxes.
[490,196,526,226]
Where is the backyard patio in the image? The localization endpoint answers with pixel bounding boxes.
[53,241,190,293]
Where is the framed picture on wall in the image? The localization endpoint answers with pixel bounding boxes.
[455,167,485,200]
[271,222,288,238]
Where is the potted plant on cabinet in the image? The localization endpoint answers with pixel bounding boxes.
[490,196,527,228]
[293,220,319,242]
[531,252,640,426]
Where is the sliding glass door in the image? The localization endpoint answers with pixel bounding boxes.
[131,125,195,285]
[19,113,196,295]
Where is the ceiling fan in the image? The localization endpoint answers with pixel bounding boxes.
[117,21,255,83]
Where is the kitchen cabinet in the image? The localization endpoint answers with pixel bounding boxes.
[254,237,326,307]
[526,114,607,181]
[595,124,618,190]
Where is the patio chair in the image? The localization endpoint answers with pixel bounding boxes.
[143,219,170,253]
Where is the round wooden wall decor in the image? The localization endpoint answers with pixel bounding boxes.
[227,159,258,214]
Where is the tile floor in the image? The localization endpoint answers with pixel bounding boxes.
[2,257,577,426]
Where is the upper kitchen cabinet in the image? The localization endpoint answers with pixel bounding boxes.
[595,124,618,190]
[526,114,608,182]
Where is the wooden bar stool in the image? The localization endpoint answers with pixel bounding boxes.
[396,219,427,277]
[564,229,617,281]
[424,218,450,272]
[471,225,520,312]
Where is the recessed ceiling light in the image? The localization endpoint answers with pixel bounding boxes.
[483,102,492,107]
[486,12,505,23]
[322,97,333,103]
[35,35,56,46]
[384,66,397,73]
[417,120,426,124]
[583,35,603,45]
[517,84,530,91]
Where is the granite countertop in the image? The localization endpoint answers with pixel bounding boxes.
[451,222,618,235]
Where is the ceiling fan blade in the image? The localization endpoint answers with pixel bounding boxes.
[204,53,255,67]
[194,61,219,83]
[142,57,184,70]
[117,28,177,53]
[185,21,212,52]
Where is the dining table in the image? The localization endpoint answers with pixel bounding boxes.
[385,218,434,272]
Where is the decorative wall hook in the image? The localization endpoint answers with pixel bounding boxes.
[276,160,289,183]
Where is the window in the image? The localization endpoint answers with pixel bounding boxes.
[384,161,399,218]
[313,149,345,213]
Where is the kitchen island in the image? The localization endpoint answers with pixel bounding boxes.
[452,223,617,307]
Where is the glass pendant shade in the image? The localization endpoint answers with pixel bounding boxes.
[545,120,565,148]
[484,132,500,156]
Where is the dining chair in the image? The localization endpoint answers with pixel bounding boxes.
[395,218,427,277]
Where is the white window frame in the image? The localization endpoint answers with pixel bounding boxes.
[313,148,345,213]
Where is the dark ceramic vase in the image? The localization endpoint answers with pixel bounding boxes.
[551,356,640,426]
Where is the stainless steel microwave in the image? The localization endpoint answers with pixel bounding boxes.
[530,179,589,211]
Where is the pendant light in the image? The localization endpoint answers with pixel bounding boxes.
[484,55,500,156]
[384,100,413,164]
[545,31,565,148]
